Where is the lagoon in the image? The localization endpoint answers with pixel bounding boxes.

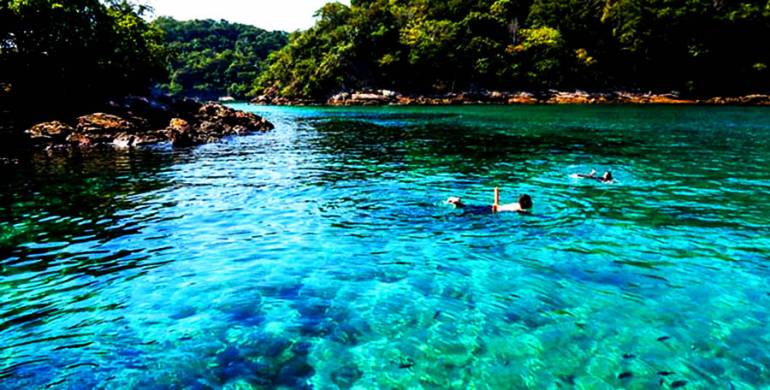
[1,105,770,388]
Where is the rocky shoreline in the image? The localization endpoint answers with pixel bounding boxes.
[25,96,274,149]
[252,89,770,106]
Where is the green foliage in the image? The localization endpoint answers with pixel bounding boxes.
[255,0,770,98]
[510,26,567,86]
[1,0,168,125]
[599,0,770,92]
[152,18,287,99]
[514,26,562,50]
[254,3,356,98]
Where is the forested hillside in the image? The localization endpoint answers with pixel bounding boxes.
[1,0,167,125]
[153,18,288,100]
[254,0,770,99]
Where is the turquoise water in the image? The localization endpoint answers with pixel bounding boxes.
[1,104,770,389]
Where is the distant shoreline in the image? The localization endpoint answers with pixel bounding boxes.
[250,90,770,107]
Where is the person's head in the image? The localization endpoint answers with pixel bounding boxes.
[603,171,613,181]
[447,196,464,207]
[518,194,533,210]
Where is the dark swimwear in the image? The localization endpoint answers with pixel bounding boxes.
[457,205,494,215]
[577,174,611,183]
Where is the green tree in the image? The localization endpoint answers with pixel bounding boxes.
[1,0,168,127]
[254,3,355,98]
[254,0,770,99]
[601,0,770,93]
[152,18,288,100]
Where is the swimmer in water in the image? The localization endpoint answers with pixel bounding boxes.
[446,196,465,207]
[576,169,614,183]
[447,188,532,214]
[576,169,598,179]
[496,194,533,213]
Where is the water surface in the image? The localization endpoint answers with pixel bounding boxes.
[1,105,770,388]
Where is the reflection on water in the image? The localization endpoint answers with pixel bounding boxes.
[1,105,770,388]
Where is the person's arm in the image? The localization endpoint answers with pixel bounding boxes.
[493,187,500,212]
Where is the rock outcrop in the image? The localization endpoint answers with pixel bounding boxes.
[252,89,770,106]
[699,94,770,105]
[76,113,137,133]
[327,90,402,105]
[26,121,74,141]
[26,97,274,149]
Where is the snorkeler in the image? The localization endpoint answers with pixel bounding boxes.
[447,188,532,214]
[576,169,598,179]
[446,196,466,207]
[496,194,533,213]
[576,169,614,183]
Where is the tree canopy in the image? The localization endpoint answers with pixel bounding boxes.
[3,0,769,125]
[255,0,770,99]
[0,0,168,125]
[153,18,288,100]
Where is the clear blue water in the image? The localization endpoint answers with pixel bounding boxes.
[1,104,770,389]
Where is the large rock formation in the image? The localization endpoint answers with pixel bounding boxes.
[25,97,274,148]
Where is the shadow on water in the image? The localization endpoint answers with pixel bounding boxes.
[304,116,665,175]
[0,147,180,256]
[0,146,187,387]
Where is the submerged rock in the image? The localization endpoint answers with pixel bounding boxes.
[168,305,197,320]
[330,365,363,389]
[618,371,633,380]
[260,337,292,358]
[276,356,315,387]
[217,345,241,367]
[397,357,415,369]
[291,341,313,356]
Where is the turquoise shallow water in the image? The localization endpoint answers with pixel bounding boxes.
[1,104,770,389]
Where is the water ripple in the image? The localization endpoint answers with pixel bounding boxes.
[1,105,769,388]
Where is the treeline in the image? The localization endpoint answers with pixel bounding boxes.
[153,18,287,100]
[3,0,770,128]
[255,0,770,99]
[1,0,167,126]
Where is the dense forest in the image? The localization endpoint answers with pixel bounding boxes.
[153,18,287,100]
[0,0,167,126]
[3,0,770,128]
[0,2,286,128]
[255,0,770,99]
